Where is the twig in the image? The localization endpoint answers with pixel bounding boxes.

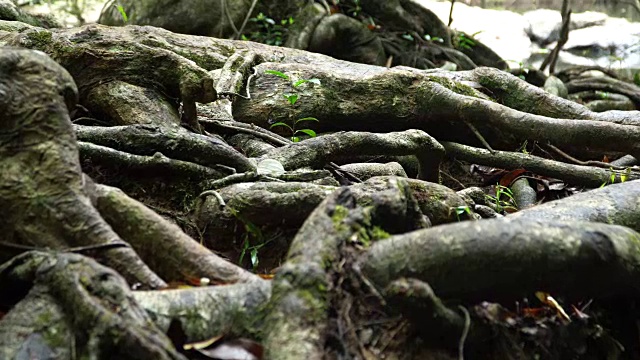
[545,143,630,170]
[441,169,466,190]
[223,0,240,38]
[235,0,259,40]
[540,0,571,73]
[464,120,494,153]
[448,0,456,27]
[198,190,226,207]
[457,305,470,360]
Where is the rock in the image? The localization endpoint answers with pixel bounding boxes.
[524,9,561,45]
[524,9,608,45]
[415,0,531,67]
[543,75,568,98]
[531,17,640,72]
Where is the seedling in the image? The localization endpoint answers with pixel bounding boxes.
[454,205,473,221]
[517,140,529,154]
[456,31,481,51]
[265,69,321,142]
[600,167,631,187]
[424,34,444,43]
[228,207,271,271]
[271,117,318,142]
[114,4,128,22]
[486,184,517,213]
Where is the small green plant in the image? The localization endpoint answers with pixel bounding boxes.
[228,207,271,270]
[271,117,319,142]
[401,33,415,42]
[114,4,128,22]
[600,167,631,188]
[517,140,529,154]
[424,34,444,43]
[486,185,517,213]
[239,235,271,270]
[265,70,321,142]
[607,54,624,69]
[598,91,610,100]
[455,31,480,51]
[454,205,473,221]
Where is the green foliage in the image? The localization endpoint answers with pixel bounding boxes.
[271,117,319,143]
[405,32,445,44]
[402,33,415,42]
[455,31,480,51]
[335,0,362,17]
[486,185,517,213]
[293,78,321,87]
[505,60,529,80]
[115,4,128,22]
[517,140,529,154]
[283,93,299,105]
[600,167,631,187]
[241,13,294,46]
[228,207,271,270]
[424,34,444,43]
[454,205,473,221]
[265,70,321,142]
[264,69,289,80]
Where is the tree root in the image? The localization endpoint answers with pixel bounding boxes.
[361,217,640,302]
[0,251,184,359]
[443,141,640,188]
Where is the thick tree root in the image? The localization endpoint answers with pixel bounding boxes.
[0,251,185,359]
[75,124,255,173]
[361,216,640,302]
[0,48,165,288]
[510,179,640,231]
[261,129,444,182]
[132,281,271,342]
[263,176,427,359]
[443,141,640,187]
[93,184,260,284]
[193,176,468,252]
[78,142,230,181]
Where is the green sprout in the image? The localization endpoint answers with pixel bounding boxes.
[485,185,517,213]
[271,117,318,143]
[264,69,321,142]
[454,205,473,221]
[114,4,128,22]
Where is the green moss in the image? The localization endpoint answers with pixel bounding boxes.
[38,311,67,348]
[357,226,371,246]
[370,226,391,240]
[427,76,485,99]
[22,29,76,61]
[37,311,53,324]
[356,197,373,208]
[331,205,349,229]
[24,30,53,51]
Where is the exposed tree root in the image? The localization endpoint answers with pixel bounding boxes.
[3,18,640,359]
[443,141,640,187]
[0,48,164,288]
[361,216,640,302]
[0,251,184,359]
